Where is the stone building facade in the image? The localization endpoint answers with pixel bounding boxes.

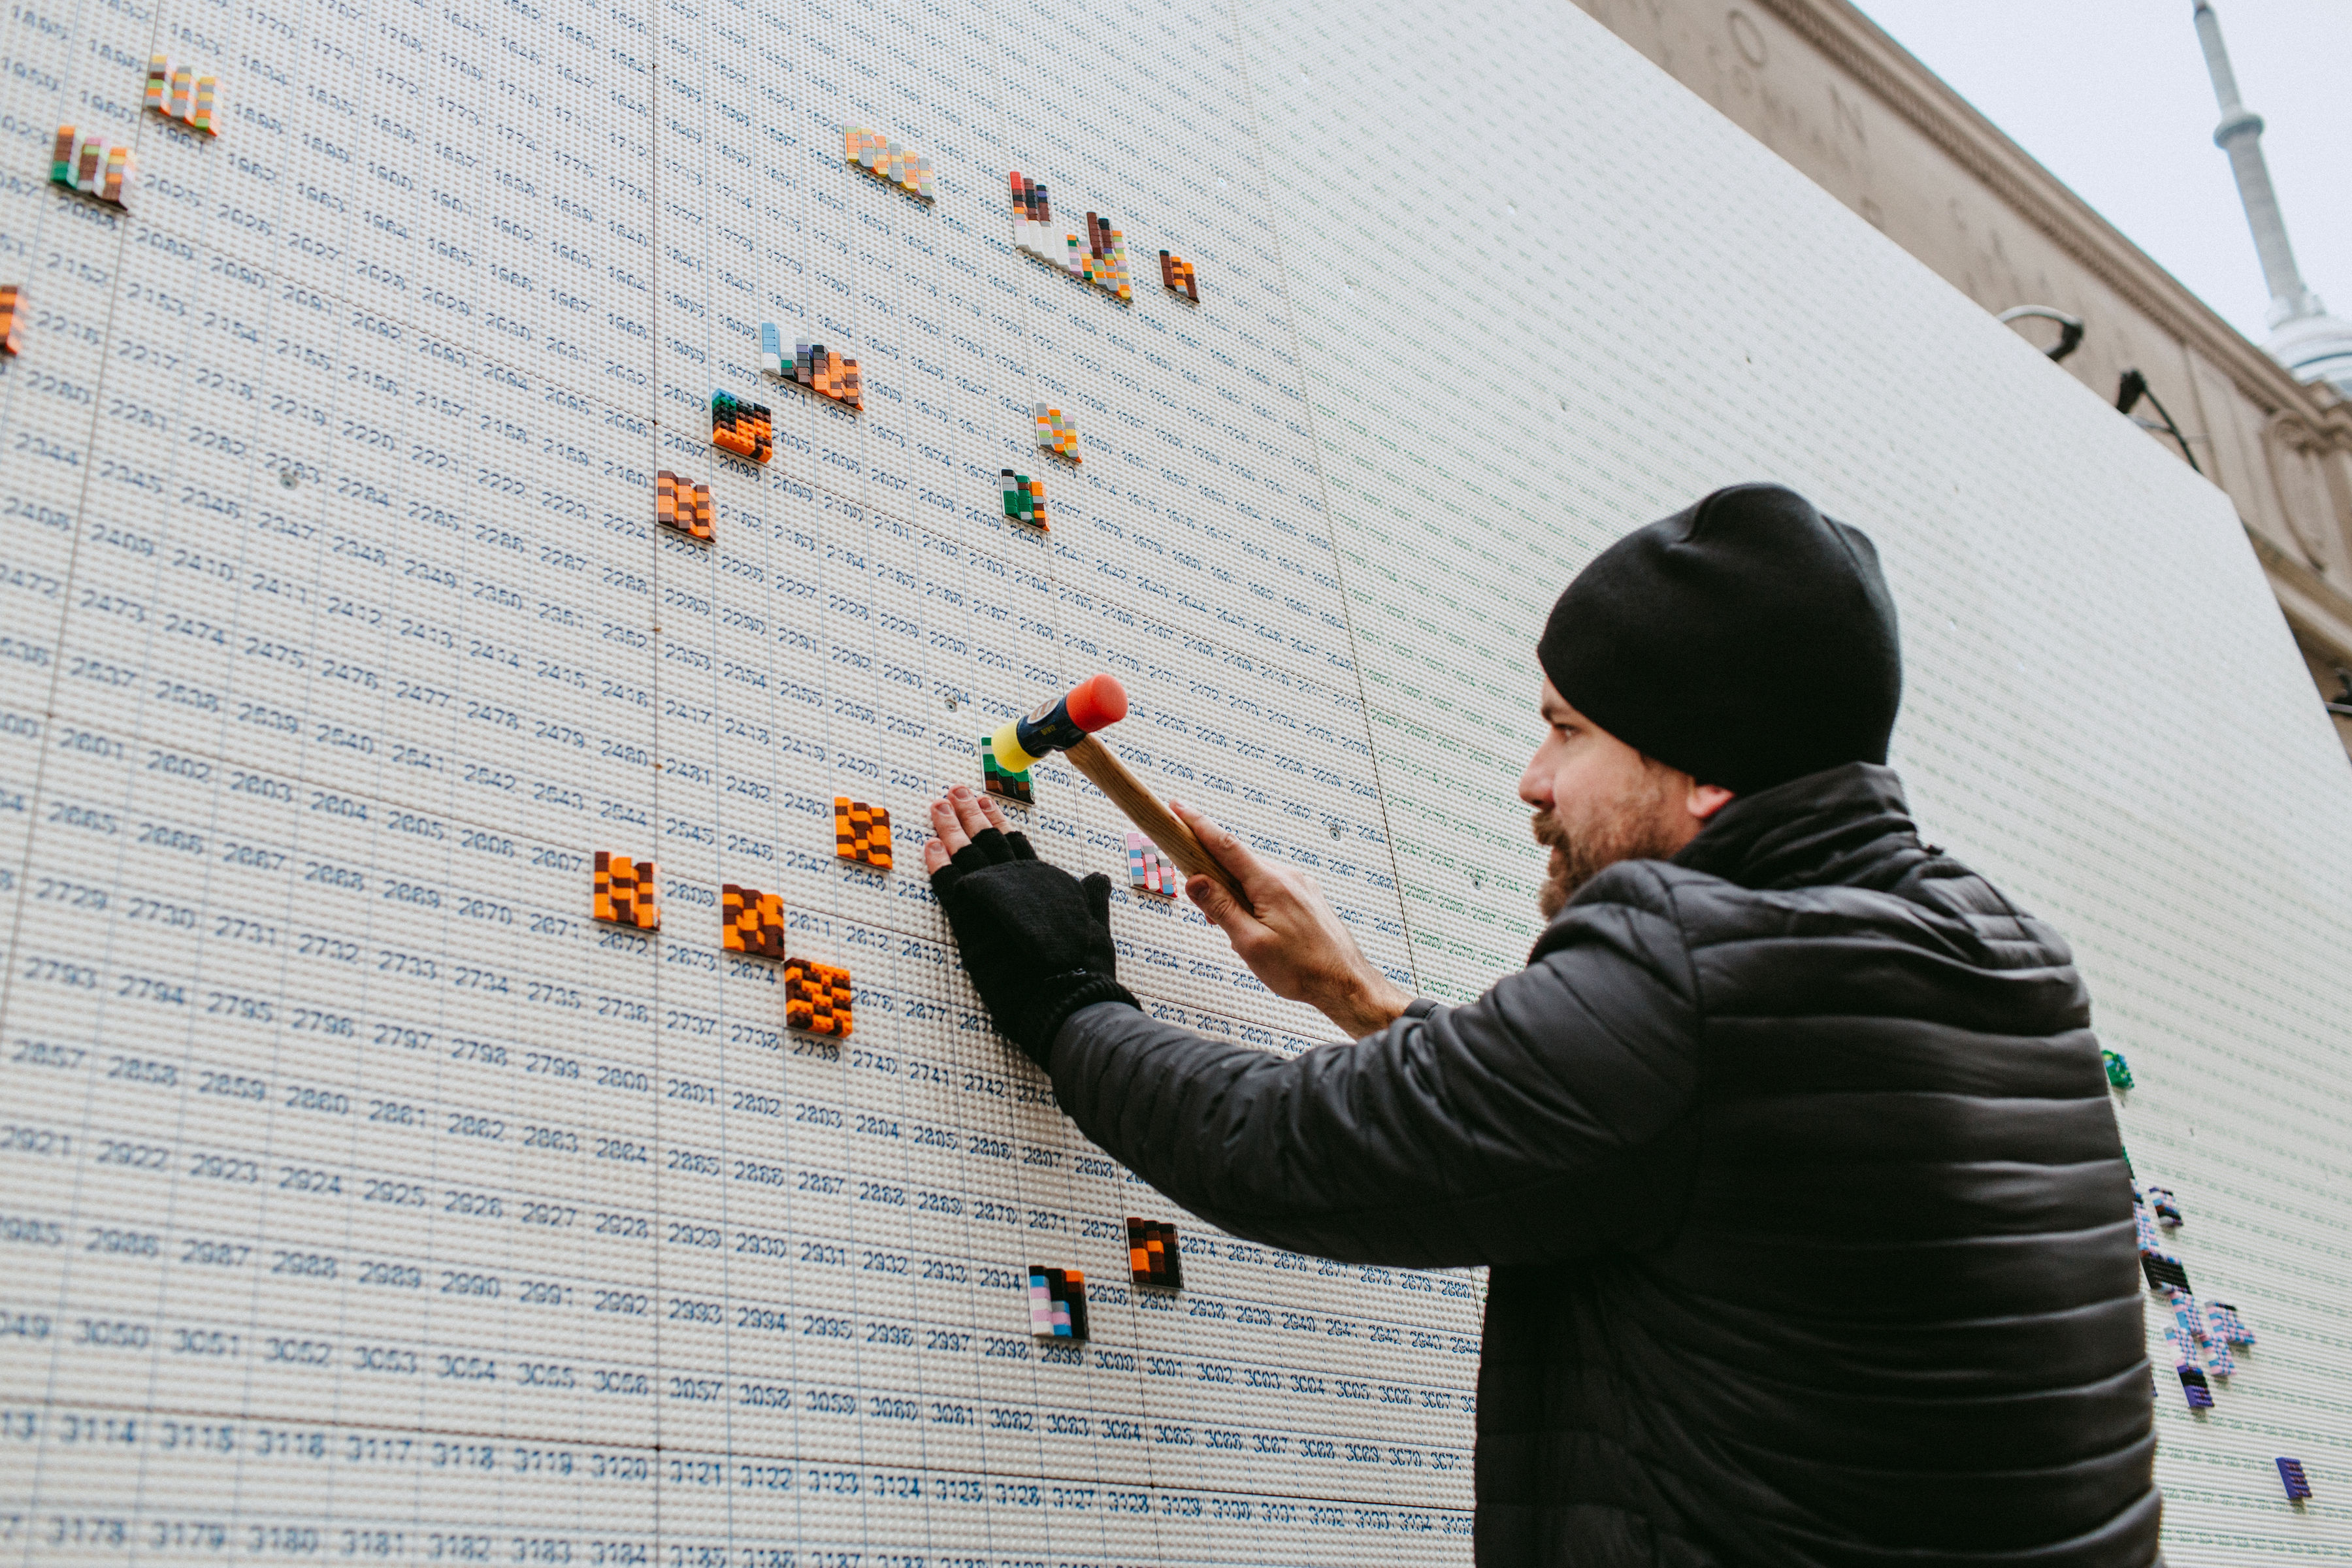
[1572,0,2352,755]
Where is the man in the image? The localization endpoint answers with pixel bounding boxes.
[923,484,2159,1565]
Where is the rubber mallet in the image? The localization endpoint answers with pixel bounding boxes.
[987,674,1248,906]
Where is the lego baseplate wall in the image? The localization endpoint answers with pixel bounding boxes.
[0,0,2344,1560]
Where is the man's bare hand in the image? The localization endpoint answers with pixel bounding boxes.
[1171,800,1413,1037]
[921,783,1011,874]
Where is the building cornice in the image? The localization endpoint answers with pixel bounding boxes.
[2244,523,2352,666]
[1755,0,2352,451]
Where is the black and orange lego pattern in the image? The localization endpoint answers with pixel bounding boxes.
[712,390,772,464]
[1158,250,1199,303]
[0,286,20,357]
[785,958,854,1036]
[593,853,660,930]
[833,798,892,870]
[1127,1218,1183,1289]
[657,471,713,543]
[722,885,787,960]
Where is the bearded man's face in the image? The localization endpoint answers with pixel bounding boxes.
[1518,680,1721,919]
[1529,761,1690,917]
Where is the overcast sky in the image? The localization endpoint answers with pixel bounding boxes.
[1850,0,2350,349]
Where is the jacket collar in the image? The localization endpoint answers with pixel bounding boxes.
[1669,761,1924,892]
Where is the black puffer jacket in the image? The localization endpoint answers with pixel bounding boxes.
[1051,762,2158,1565]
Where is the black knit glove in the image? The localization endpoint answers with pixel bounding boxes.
[929,825,1138,1066]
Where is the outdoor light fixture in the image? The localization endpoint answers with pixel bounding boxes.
[1998,304,2085,363]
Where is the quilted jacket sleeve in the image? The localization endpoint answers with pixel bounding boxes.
[1047,866,1706,1268]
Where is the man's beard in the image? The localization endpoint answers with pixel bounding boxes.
[1531,795,1686,919]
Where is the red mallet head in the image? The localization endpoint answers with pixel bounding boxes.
[992,674,1128,772]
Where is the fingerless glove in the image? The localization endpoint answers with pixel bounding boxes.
[928,825,1138,1066]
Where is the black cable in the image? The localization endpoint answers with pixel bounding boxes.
[2116,370,2204,474]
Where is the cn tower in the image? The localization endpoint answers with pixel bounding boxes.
[2194,1,2352,395]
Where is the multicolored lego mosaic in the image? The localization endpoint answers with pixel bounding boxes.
[833,797,892,871]
[656,470,713,544]
[2175,1355,2215,1411]
[2102,1048,2133,1089]
[0,286,20,356]
[783,958,853,1036]
[1028,1266,1089,1340]
[721,885,787,960]
[2132,1164,2265,1413]
[593,853,660,931]
[1007,172,1133,302]
[49,127,131,205]
[999,469,1047,529]
[2207,1301,2256,1347]
[1158,250,1199,303]
[144,55,218,134]
[2134,1184,2192,1294]
[979,734,1033,804]
[1034,403,1079,463]
[760,323,862,410]
[843,127,933,200]
[1126,1218,1183,1289]
[711,389,772,465]
[1127,832,1179,897]
[2168,1292,2232,1379]
[2278,1457,2313,1501]
[2139,1246,2191,1295]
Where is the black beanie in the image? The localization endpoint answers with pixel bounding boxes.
[1536,483,1901,794]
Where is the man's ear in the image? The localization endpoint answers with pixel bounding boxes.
[1688,783,1735,822]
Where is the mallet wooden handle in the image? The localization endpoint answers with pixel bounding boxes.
[1062,733,1249,907]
